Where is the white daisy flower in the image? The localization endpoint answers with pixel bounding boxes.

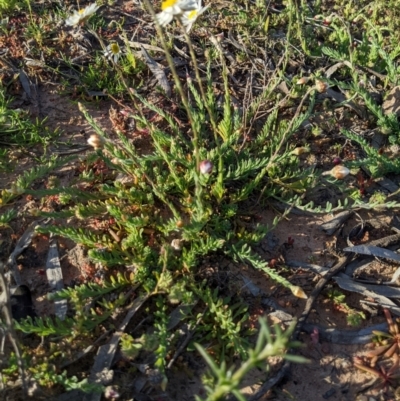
[104,42,122,63]
[155,0,198,27]
[181,0,209,32]
[65,3,100,27]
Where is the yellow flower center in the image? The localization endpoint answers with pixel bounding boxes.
[161,0,177,11]
[110,43,120,54]
[187,9,198,20]
[78,8,85,14]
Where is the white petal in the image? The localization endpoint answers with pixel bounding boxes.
[177,0,198,11]
[156,10,174,26]
[166,4,184,15]
[198,4,210,16]
[86,3,100,14]
[65,13,81,26]
[185,22,194,32]
[181,4,208,31]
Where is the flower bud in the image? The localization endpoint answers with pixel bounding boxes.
[104,386,120,399]
[7,183,24,195]
[78,102,86,113]
[324,165,350,179]
[315,80,328,93]
[381,126,392,135]
[215,32,224,42]
[120,109,133,117]
[87,134,105,150]
[332,156,342,165]
[171,239,184,251]
[199,160,213,174]
[296,77,309,85]
[323,17,332,26]
[290,285,307,299]
[292,146,310,156]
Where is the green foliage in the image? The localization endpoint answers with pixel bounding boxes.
[195,318,307,401]
[193,286,250,360]
[21,52,317,396]
[37,225,108,248]
[327,289,366,326]
[0,208,17,228]
[16,273,133,338]
[7,0,400,397]
[120,333,158,360]
[153,297,169,380]
[0,156,75,206]
[341,129,400,177]
[230,242,294,290]
[326,288,366,327]
[49,272,132,300]
[0,0,20,17]
[321,36,400,144]
[15,316,75,337]
[284,192,400,214]
[27,186,102,203]
[0,82,58,147]
[79,54,126,95]
[3,274,139,393]
[1,352,19,376]
[30,364,102,393]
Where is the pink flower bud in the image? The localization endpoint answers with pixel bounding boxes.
[332,157,342,165]
[104,386,120,399]
[323,17,332,26]
[120,109,133,117]
[310,327,319,345]
[199,160,213,174]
